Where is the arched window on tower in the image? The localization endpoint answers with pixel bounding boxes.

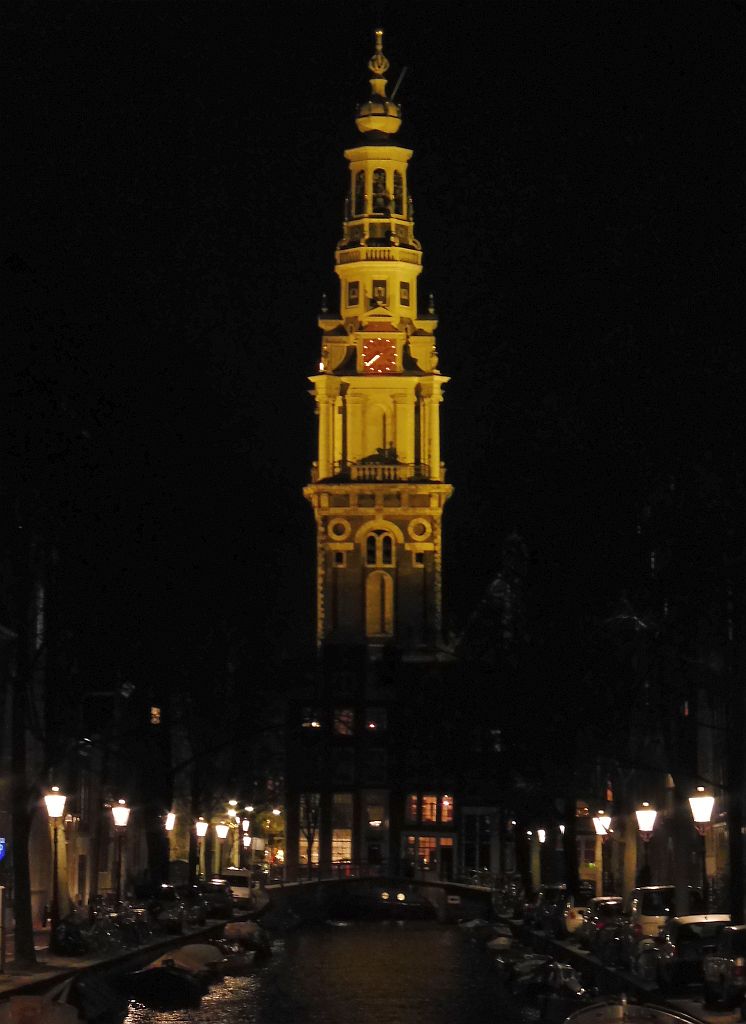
[354,171,364,216]
[365,530,396,567]
[366,570,394,637]
[372,169,388,213]
[393,171,403,215]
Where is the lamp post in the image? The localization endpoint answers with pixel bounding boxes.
[241,818,251,869]
[111,800,131,903]
[635,802,657,883]
[689,787,715,907]
[215,822,230,873]
[592,812,612,897]
[195,817,209,879]
[44,787,66,945]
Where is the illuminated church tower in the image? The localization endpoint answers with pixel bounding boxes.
[304,30,452,653]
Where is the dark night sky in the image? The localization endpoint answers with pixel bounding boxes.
[5,2,743,672]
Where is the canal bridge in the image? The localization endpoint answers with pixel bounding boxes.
[262,874,495,924]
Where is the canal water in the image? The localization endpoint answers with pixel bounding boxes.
[125,920,521,1024]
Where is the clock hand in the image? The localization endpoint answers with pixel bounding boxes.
[365,353,381,366]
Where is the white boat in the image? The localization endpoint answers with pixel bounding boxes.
[565,995,706,1024]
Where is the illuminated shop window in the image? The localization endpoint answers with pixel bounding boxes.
[441,795,454,823]
[334,708,354,735]
[417,836,437,867]
[150,706,161,726]
[421,795,437,823]
[299,793,320,867]
[332,829,352,862]
[406,794,419,821]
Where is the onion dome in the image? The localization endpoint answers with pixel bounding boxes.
[355,29,402,137]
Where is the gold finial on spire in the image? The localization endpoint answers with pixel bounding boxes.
[369,28,390,80]
[355,28,401,135]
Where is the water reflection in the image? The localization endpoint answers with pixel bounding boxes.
[125,920,519,1024]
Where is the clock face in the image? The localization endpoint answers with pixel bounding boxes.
[362,337,397,374]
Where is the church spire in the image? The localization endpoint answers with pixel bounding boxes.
[355,29,402,137]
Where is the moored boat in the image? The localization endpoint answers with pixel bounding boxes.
[565,995,708,1024]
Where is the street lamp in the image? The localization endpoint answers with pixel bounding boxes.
[44,787,66,945]
[635,802,657,839]
[111,800,130,903]
[195,817,209,878]
[165,811,176,832]
[592,812,612,897]
[689,787,714,905]
[635,802,657,881]
[215,821,230,872]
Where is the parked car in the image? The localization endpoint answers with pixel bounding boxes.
[617,886,704,968]
[703,923,746,1010]
[632,914,730,991]
[523,884,567,929]
[214,868,254,908]
[132,883,186,934]
[198,879,235,919]
[175,884,209,926]
[575,896,624,954]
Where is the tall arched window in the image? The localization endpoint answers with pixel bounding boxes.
[365,530,395,567]
[393,171,403,215]
[354,171,365,215]
[366,570,394,636]
[372,168,387,213]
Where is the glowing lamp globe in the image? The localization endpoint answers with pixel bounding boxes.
[195,818,209,838]
[689,788,714,826]
[215,822,230,840]
[165,811,176,832]
[635,803,657,837]
[44,787,66,820]
[592,813,611,837]
[112,800,130,828]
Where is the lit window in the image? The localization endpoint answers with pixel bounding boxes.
[441,795,454,824]
[299,793,320,867]
[332,829,352,862]
[417,836,437,867]
[406,794,418,822]
[421,795,437,822]
[150,706,161,726]
[334,708,354,735]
